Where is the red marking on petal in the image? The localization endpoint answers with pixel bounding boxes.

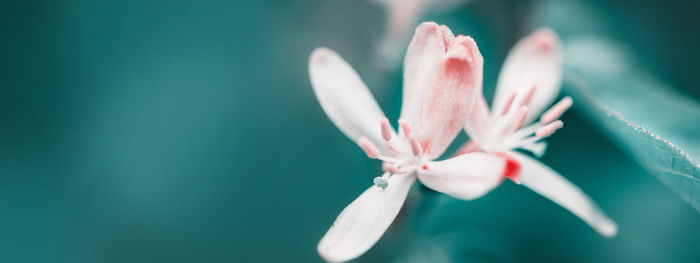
[495,152,521,183]
[421,165,428,170]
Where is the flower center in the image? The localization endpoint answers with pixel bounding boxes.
[357,119,427,189]
[480,86,572,156]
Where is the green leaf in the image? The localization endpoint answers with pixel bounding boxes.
[562,37,700,210]
[537,0,700,210]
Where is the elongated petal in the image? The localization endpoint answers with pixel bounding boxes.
[463,94,490,145]
[492,29,562,124]
[511,152,618,237]
[309,48,394,154]
[417,152,504,200]
[400,22,453,127]
[417,36,481,159]
[317,174,416,262]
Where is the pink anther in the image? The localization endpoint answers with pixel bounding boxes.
[535,120,563,138]
[358,137,380,159]
[380,118,392,141]
[519,85,537,107]
[409,137,422,156]
[510,106,528,132]
[540,97,573,124]
[385,142,398,153]
[398,119,412,137]
[500,91,517,116]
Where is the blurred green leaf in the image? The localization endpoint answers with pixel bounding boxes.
[538,0,700,210]
[562,37,700,210]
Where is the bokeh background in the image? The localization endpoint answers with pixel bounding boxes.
[1,0,699,262]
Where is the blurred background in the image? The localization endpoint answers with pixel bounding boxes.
[0,0,699,262]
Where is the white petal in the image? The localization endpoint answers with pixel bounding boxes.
[317,174,416,262]
[463,94,490,146]
[417,152,503,200]
[309,48,394,154]
[415,35,482,159]
[511,152,618,237]
[492,28,562,124]
[400,22,452,128]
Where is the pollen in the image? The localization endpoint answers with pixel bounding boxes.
[373,176,388,189]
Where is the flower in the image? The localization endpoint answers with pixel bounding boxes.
[309,22,513,262]
[456,28,618,237]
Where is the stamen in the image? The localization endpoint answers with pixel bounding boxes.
[535,120,564,138]
[409,137,422,156]
[520,141,547,158]
[506,121,564,150]
[358,137,380,159]
[491,102,523,136]
[385,142,398,153]
[380,118,392,141]
[500,91,518,116]
[519,85,537,107]
[382,162,401,174]
[540,97,573,124]
[510,122,541,140]
[398,119,412,137]
[509,106,528,133]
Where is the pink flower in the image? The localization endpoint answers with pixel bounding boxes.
[457,29,618,237]
[309,22,511,262]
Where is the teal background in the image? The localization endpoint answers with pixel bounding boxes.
[0,0,698,262]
